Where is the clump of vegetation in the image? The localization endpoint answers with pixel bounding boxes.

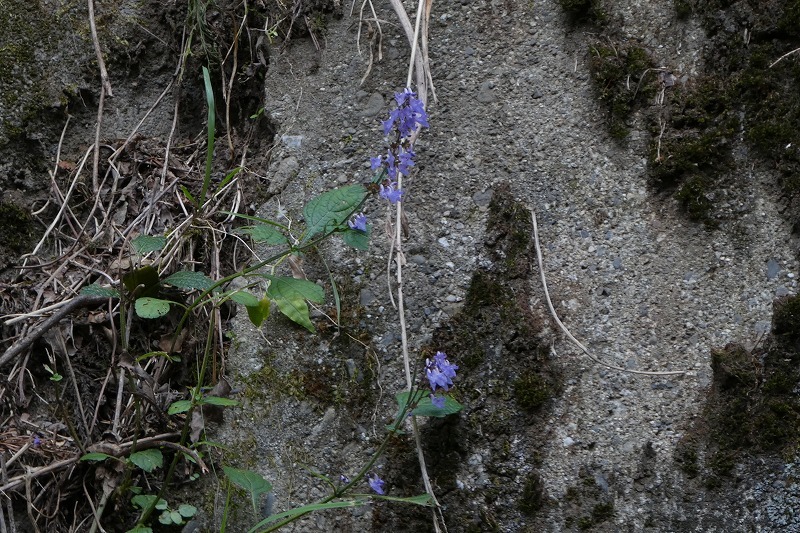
[519,472,546,515]
[676,294,800,486]
[514,370,557,412]
[650,0,800,224]
[563,467,616,530]
[588,42,658,139]
[557,0,609,24]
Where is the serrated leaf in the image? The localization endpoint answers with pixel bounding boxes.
[235,224,288,245]
[168,400,192,415]
[223,466,272,514]
[80,284,120,298]
[129,449,163,473]
[163,271,215,291]
[178,504,197,518]
[80,452,112,462]
[302,184,366,241]
[135,297,171,319]
[342,226,371,250]
[131,235,167,254]
[200,396,238,407]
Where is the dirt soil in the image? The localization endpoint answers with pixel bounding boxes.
[2,0,800,532]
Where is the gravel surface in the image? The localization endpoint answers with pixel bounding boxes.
[218,0,800,531]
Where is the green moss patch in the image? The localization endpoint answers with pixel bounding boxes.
[676,294,800,486]
[588,42,658,140]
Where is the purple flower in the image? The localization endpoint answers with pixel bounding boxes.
[381,88,429,139]
[348,213,368,232]
[431,394,446,409]
[379,182,403,204]
[368,473,385,495]
[32,434,41,447]
[370,156,383,170]
[340,474,350,484]
[425,351,458,392]
[396,149,415,177]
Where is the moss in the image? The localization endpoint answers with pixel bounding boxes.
[678,296,800,485]
[674,0,692,18]
[675,175,716,224]
[514,371,555,412]
[519,472,545,516]
[588,42,657,141]
[0,201,35,251]
[557,0,609,24]
[648,2,800,224]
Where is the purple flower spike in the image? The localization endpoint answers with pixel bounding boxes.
[425,351,458,392]
[379,182,403,204]
[348,212,368,232]
[368,473,386,495]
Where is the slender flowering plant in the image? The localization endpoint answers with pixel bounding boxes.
[371,88,429,203]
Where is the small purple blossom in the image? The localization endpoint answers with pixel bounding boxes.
[348,212,368,232]
[379,182,403,204]
[431,394,446,409]
[32,434,41,447]
[368,473,386,495]
[426,351,459,393]
[340,474,350,484]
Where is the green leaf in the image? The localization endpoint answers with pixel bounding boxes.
[396,391,463,418]
[134,297,171,319]
[178,503,198,518]
[158,511,173,525]
[264,276,324,303]
[302,184,366,241]
[125,526,153,533]
[200,396,238,407]
[122,265,160,294]
[163,271,215,291]
[169,510,183,524]
[129,449,163,473]
[131,235,167,255]
[200,65,215,207]
[131,494,167,511]
[342,226,370,250]
[224,466,272,514]
[246,494,431,532]
[246,298,271,328]
[264,276,324,332]
[230,291,260,307]
[216,167,242,194]
[235,224,288,245]
[231,292,271,328]
[273,293,313,332]
[168,400,193,415]
[180,185,196,205]
[369,493,434,506]
[80,284,119,298]
[80,452,112,462]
